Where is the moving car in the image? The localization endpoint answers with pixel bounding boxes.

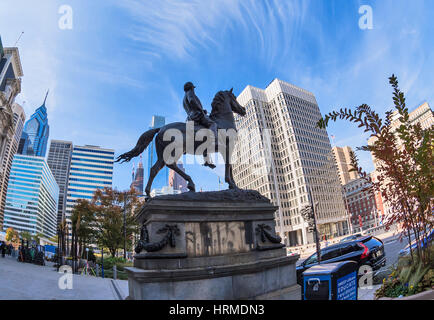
[296,236,386,285]
[339,233,363,243]
[399,229,434,257]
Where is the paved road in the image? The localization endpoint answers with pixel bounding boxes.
[0,255,128,300]
[381,232,417,268]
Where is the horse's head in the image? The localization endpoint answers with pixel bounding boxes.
[211,88,246,117]
[227,88,246,117]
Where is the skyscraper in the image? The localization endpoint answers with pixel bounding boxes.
[332,146,360,185]
[65,145,114,236]
[169,163,187,192]
[0,37,24,230]
[131,155,144,194]
[3,154,59,238]
[47,140,73,224]
[147,115,169,193]
[233,79,349,246]
[18,91,50,157]
[0,103,25,229]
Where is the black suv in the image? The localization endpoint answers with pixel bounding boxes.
[296,236,386,285]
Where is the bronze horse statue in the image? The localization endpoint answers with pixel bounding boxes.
[115,89,246,197]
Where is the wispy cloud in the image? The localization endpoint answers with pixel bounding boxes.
[0,1,61,117]
[116,0,310,68]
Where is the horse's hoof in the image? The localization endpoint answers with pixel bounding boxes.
[203,162,216,169]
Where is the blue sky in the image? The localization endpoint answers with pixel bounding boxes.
[0,0,433,192]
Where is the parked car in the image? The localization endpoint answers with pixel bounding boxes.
[296,236,386,285]
[399,229,434,257]
[339,233,363,243]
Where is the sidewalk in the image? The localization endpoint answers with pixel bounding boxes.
[0,255,128,300]
[358,285,381,300]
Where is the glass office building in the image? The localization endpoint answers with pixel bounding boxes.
[65,145,114,237]
[233,79,348,246]
[46,140,73,225]
[3,154,59,238]
[18,92,50,157]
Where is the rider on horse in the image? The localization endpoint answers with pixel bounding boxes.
[183,81,217,169]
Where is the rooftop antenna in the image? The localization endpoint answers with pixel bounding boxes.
[14,32,24,46]
[43,89,49,105]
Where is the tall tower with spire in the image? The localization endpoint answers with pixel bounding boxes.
[131,155,144,194]
[18,90,50,157]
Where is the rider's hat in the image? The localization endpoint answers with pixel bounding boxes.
[184,82,196,92]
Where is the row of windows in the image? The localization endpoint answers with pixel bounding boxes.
[68,177,112,185]
[72,152,114,160]
[74,148,114,155]
[70,167,112,175]
[13,160,43,167]
[68,188,103,194]
[69,183,107,190]
[67,193,93,200]
[12,167,41,176]
[69,172,113,180]
[71,162,113,170]
[71,157,113,164]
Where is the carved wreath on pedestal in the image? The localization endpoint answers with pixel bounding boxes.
[255,223,285,250]
[135,224,180,253]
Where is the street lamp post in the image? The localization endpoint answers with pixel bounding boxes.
[310,193,321,264]
[123,193,127,260]
[302,185,321,264]
[101,245,104,278]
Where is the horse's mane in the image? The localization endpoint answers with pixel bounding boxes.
[210,91,225,115]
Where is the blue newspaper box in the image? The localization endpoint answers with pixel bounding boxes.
[302,261,358,300]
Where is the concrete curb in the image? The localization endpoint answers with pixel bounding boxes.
[378,289,434,300]
[110,280,127,300]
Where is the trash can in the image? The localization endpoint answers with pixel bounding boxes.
[302,261,358,300]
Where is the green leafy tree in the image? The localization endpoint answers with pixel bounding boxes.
[49,235,58,243]
[33,232,45,245]
[20,231,32,242]
[5,227,19,243]
[91,187,141,257]
[70,199,96,263]
[317,75,433,265]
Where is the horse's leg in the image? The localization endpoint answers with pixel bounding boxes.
[229,164,237,188]
[167,163,196,192]
[144,158,165,197]
[222,139,237,189]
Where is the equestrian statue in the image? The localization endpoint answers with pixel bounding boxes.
[115,82,247,197]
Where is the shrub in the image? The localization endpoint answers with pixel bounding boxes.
[375,244,433,298]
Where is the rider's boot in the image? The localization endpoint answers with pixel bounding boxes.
[203,123,218,169]
[203,151,216,169]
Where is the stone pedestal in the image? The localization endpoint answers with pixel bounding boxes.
[125,189,301,300]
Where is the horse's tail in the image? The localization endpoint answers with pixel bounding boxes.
[115,128,160,163]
